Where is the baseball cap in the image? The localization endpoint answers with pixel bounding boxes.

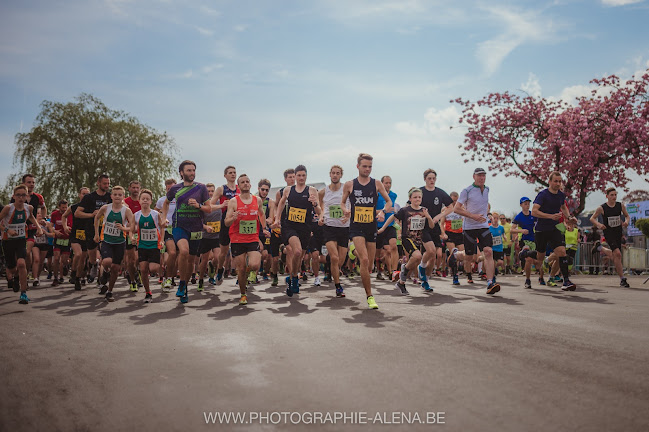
[520,197,531,204]
[473,167,486,175]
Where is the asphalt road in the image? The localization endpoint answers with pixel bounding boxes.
[1,272,648,431]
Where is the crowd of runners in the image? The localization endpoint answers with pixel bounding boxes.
[0,153,633,307]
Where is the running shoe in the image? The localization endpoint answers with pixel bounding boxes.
[176,284,186,297]
[524,279,532,289]
[74,279,82,291]
[99,285,108,295]
[314,276,321,286]
[452,275,460,285]
[239,294,248,305]
[271,275,279,286]
[301,272,308,281]
[421,280,432,291]
[538,277,546,286]
[547,278,557,287]
[180,291,189,303]
[52,279,59,287]
[336,287,345,297]
[190,274,197,285]
[208,261,215,279]
[376,272,385,281]
[467,276,474,284]
[105,292,114,302]
[486,282,501,295]
[285,275,291,286]
[367,296,379,309]
[47,271,52,280]
[620,278,630,288]
[435,270,442,277]
[291,277,300,294]
[561,281,576,291]
[447,248,458,269]
[216,269,223,282]
[33,280,40,287]
[162,278,172,293]
[197,279,204,292]
[262,273,269,281]
[144,293,153,303]
[391,271,400,282]
[286,285,293,297]
[247,271,256,285]
[130,282,138,292]
[417,264,426,280]
[19,292,30,304]
[395,281,409,295]
[208,277,216,285]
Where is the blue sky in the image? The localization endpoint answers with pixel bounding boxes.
[1,0,648,215]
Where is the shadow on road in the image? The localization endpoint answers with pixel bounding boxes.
[130,303,189,324]
[267,299,317,317]
[342,307,403,328]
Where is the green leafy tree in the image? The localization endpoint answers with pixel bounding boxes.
[1,93,178,206]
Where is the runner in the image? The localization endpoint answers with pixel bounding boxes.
[225,174,266,305]
[589,187,630,287]
[270,168,296,285]
[197,183,222,290]
[161,160,211,304]
[1,185,44,303]
[273,165,322,296]
[155,178,177,292]
[452,168,500,295]
[512,197,539,289]
[134,189,164,303]
[531,171,578,291]
[124,180,142,292]
[441,191,464,285]
[419,169,454,291]
[379,187,435,295]
[341,153,392,309]
[75,174,112,283]
[10,174,47,286]
[489,212,505,278]
[500,214,513,274]
[318,165,351,298]
[63,187,90,290]
[256,179,274,285]
[94,186,135,301]
[376,175,398,281]
[209,166,240,283]
[50,200,72,286]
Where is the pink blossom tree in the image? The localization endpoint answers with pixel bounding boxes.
[453,71,649,215]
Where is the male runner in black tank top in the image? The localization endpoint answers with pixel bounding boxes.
[589,187,630,287]
[341,153,392,310]
[273,165,321,296]
[209,165,239,282]
[272,168,295,286]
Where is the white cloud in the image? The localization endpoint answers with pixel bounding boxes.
[234,25,247,32]
[601,0,644,6]
[475,7,561,76]
[195,26,214,36]
[199,5,221,17]
[521,73,542,97]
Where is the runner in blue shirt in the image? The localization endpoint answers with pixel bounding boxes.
[376,175,398,280]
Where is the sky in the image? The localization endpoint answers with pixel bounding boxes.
[1,0,648,216]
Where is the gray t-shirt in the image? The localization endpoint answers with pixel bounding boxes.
[458,184,490,230]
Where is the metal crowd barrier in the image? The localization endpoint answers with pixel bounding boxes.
[573,241,649,275]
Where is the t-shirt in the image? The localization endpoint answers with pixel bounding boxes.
[166,182,209,233]
[502,222,512,246]
[457,184,489,230]
[489,225,505,252]
[394,206,427,245]
[124,196,142,214]
[513,212,536,241]
[533,189,566,232]
[377,190,397,228]
[155,195,176,226]
[11,192,44,231]
[79,191,112,232]
[420,187,452,234]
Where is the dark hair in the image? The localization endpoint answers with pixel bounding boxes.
[58,199,68,206]
[97,174,109,182]
[605,187,616,195]
[129,180,141,187]
[258,179,271,188]
[423,169,437,180]
[295,165,307,174]
[380,175,391,183]
[283,169,295,179]
[165,178,176,186]
[21,173,34,183]
[179,160,196,173]
[140,189,153,199]
[224,165,236,175]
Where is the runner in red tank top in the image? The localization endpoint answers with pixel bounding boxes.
[225,174,266,305]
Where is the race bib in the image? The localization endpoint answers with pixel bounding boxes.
[353,206,374,224]
[207,221,221,233]
[607,216,621,228]
[75,230,86,240]
[328,205,343,219]
[103,222,122,237]
[272,227,281,235]
[264,237,270,245]
[409,216,426,231]
[7,223,26,238]
[56,238,70,246]
[451,219,463,230]
[140,228,158,242]
[239,220,257,234]
[288,207,307,223]
[190,231,203,241]
[35,234,47,244]
[321,245,328,256]
[492,235,503,246]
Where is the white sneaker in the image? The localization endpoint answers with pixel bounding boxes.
[314,276,321,286]
[89,263,98,279]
